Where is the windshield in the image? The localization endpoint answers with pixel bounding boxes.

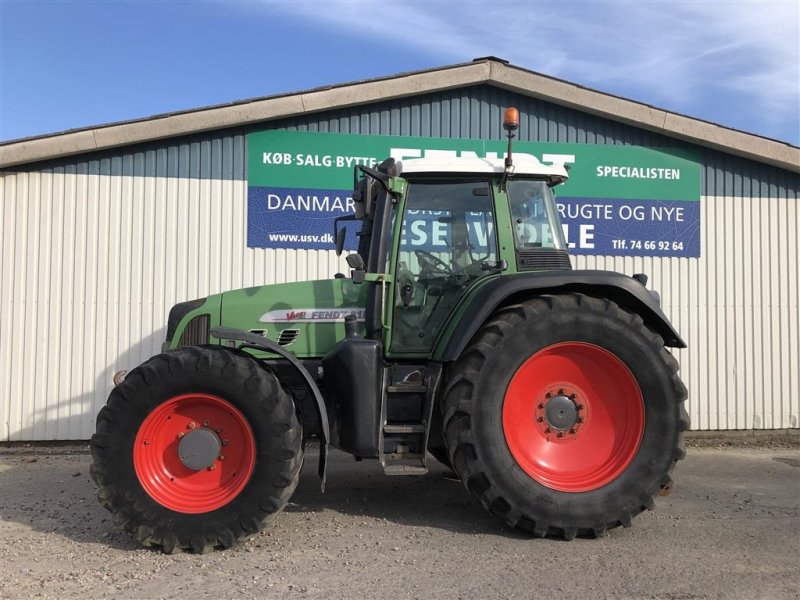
[506,180,566,250]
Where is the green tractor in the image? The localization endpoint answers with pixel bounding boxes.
[91,109,689,552]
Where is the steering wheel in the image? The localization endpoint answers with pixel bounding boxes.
[415,250,452,277]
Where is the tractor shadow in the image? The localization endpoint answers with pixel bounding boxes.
[286,447,531,539]
[0,447,527,551]
[0,451,140,551]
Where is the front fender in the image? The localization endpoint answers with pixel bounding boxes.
[435,270,686,362]
[210,327,330,491]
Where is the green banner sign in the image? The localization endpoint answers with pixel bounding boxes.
[248,130,700,201]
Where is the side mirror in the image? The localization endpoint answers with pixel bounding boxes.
[346,253,366,284]
[333,214,357,256]
[335,226,347,256]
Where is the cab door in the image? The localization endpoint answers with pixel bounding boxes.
[387,179,499,356]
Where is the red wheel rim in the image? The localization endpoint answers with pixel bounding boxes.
[133,393,256,513]
[502,342,644,492]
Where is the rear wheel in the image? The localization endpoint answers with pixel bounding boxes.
[427,399,452,469]
[91,346,302,553]
[442,293,688,539]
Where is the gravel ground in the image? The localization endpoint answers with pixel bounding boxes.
[0,445,798,600]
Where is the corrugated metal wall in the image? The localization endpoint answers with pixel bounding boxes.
[1,85,798,440]
[0,168,348,441]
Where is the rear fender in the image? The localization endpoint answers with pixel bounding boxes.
[436,270,686,362]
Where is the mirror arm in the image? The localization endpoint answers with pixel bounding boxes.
[356,165,390,191]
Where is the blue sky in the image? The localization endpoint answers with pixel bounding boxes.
[1,0,799,145]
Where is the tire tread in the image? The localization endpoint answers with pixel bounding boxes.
[441,293,689,539]
[90,345,302,553]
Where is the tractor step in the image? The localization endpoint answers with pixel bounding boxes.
[382,455,428,476]
[379,364,442,477]
[386,384,427,393]
[383,424,425,434]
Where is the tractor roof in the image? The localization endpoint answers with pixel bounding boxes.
[397,155,568,184]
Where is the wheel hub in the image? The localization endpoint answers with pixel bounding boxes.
[545,395,578,431]
[178,427,222,470]
[534,387,585,441]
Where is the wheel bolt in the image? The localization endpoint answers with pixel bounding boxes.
[569,428,576,434]
[219,455,225,461]
[576,417,584,424]
[188,421,196,429]
[215,428,222,434]
[222,439,230,446]
[208,464,216,471]
[177,432,185,438]
[537,403,544,409]
[536,416,544,423]
[544,428,551,434]
[202,420,209,427]
[570,394,577,400]
[557,432,564,438]
[558,389,564,395]
[545,392,552,399]
[576,404,584,410]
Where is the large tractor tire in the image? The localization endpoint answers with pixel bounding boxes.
[91,345,303,553]
[427,401,453,469]
[442,293,689,539]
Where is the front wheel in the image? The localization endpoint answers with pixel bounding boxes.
[91,346,303,553]
[442,293,689,539]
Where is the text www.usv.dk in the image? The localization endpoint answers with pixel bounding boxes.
[267,233,335,243]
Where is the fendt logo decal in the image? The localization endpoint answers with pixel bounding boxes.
[258,308,366,323]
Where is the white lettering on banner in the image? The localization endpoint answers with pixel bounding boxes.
[541,154,576,168]
[618,205,646,221]
[389,147,576,168]
[262,152,293,165]
[557,203,614,220]
[410,221,426,246]
[432,221,447,245]
[596,166,681,180]
[335,156,379,168]
[651,206,684,221]
[391,148,422,161]
[296,154,333,167]
[399,220,496,248]
[473,222,490,246]
[263,152,379,168]
[561,224,596,250]
[266,193,355,213]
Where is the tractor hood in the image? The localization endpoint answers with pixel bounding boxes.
[218,278,368,358]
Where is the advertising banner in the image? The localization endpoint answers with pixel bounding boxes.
[247,131,701,257]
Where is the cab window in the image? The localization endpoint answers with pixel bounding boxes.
[391,180,497,353]
[507,180,566,250]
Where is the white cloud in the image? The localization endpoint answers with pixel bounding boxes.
[261,0,800,142]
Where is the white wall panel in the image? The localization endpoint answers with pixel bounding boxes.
[0,171,798,440]
[0,170,351,441]
[573,194,799,431]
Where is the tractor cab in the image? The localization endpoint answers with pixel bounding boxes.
[340,150,570,356]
